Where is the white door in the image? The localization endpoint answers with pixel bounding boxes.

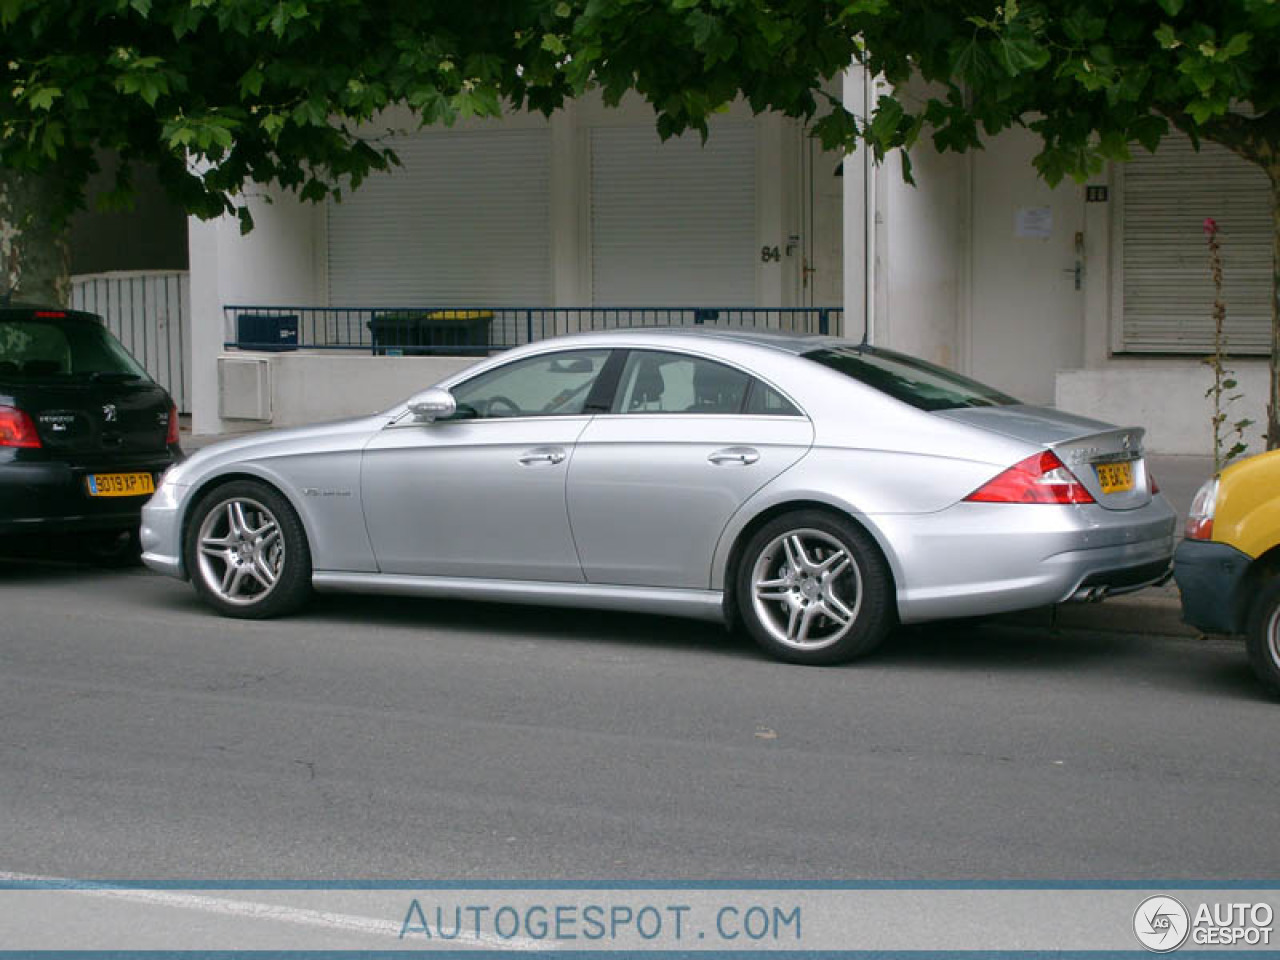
[590,124,756,306]
[968,129,1085,403]
[327,128,552,307]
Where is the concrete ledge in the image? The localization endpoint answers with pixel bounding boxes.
[215,350,482,430]
[1056,360,1267,456]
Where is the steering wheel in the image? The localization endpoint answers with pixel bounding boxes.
[479,395,521,418]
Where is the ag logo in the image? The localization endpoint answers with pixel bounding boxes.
[102,403,118,423]
[1134,895,1190,952]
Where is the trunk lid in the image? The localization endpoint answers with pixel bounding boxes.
[935,405,1154,510]
[12,380,172,458]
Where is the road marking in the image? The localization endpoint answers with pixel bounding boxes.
[0,871,549,951]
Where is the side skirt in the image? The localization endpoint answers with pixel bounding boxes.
[311,571,727,624]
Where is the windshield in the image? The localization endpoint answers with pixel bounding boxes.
[804,346,1019,411]
[0,315,149,382]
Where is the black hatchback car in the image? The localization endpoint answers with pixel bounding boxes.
[0,304,182,556]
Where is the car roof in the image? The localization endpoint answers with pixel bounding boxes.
[0,303,99,322]
[553,325,865,356]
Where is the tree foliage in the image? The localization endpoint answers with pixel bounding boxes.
[0,0,571,231]
[556,0,1280,183]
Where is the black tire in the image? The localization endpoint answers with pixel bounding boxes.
[1245,575,1280,698]
[88,529,143,568]
[183,480,311,619]
[735,510,894,665]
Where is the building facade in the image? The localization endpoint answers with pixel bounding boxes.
[185,70,1271,456]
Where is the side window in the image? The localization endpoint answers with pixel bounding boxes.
[614,351,751,415]
[744,380,803,416]
[450,349,611,419]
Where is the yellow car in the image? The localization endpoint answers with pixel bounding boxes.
[1174,449,1280,695]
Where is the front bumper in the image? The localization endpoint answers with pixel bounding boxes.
[0,455,175,536]
[140,479,189,579]
[1173,538,1253,635]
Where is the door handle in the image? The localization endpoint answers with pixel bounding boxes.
[708,447,760,466]
[518,447,566,466]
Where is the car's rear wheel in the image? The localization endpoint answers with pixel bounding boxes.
[736,510,893,665]
[1245,575,1280,697]
[184,480,311,619]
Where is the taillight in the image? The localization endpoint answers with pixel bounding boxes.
[965,450,1095,505]
[165,402,180,446]
[1185,477,1219,540]
[1150,472,1160,494]
[0,405,41,448]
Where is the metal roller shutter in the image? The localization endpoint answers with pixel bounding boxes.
[1121,133,1271,354]
[591,123,755,307]
[327,129,551,307]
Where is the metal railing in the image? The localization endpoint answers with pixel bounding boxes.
[73,270,192,412]
[222,305,843,355]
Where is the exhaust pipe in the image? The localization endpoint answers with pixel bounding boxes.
[1069,585,1110,603]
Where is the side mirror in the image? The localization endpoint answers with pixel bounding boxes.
[406,387,457,422]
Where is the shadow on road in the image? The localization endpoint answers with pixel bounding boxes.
[3,542,1272,703]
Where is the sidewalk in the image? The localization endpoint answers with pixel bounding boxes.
[178,423,1213,638]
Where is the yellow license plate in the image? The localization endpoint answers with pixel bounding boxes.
[1095,461,1134,495]
[86,472,155,498]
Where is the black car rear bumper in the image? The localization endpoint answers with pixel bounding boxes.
[1173,538,1254,635]
[0,454,176,535]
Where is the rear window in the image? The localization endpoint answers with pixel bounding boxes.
[0,315,148,382]
[803,346,1019,411]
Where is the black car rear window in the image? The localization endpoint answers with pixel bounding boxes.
[0,314,148,382]
[804,346,1019,411]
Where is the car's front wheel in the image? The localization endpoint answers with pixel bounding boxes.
[736,510,893,665]
[1246,574,1280,697]
[184,480,311,619]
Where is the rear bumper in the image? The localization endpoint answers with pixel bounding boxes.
[883,495,1178,623]
[1173,538,1253,635]
[0,455,175,535]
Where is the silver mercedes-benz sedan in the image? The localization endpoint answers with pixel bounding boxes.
[141,328,1175,664]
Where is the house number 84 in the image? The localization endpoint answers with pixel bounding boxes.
[760,245,781,263]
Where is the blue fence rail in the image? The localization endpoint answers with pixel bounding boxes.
[222,306,843,355]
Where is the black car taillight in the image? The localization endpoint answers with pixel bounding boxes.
[0,405,42,448]
[165,402,180,446]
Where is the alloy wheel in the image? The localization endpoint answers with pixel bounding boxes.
[750,528,863,651]
[195,497,285,606]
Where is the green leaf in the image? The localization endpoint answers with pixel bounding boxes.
[1130,114,1168,153]
[27,86,61,110]
[239,67,264,98]
[554,1,571,16]
[1157,0,1184,14]
[261,112,285,139]
[129,0,152,15]
[1221,32,1252,59]
[998,31,1050,75]
[1154,24,1180,49]
[868,95,903,145]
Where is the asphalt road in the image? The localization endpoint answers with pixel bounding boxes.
[2,550,1276,883]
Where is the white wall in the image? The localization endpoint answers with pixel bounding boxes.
[1057,360,1268,457]
[189,188,325,434]
[218,352,480,429]
[880,134,966,368]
